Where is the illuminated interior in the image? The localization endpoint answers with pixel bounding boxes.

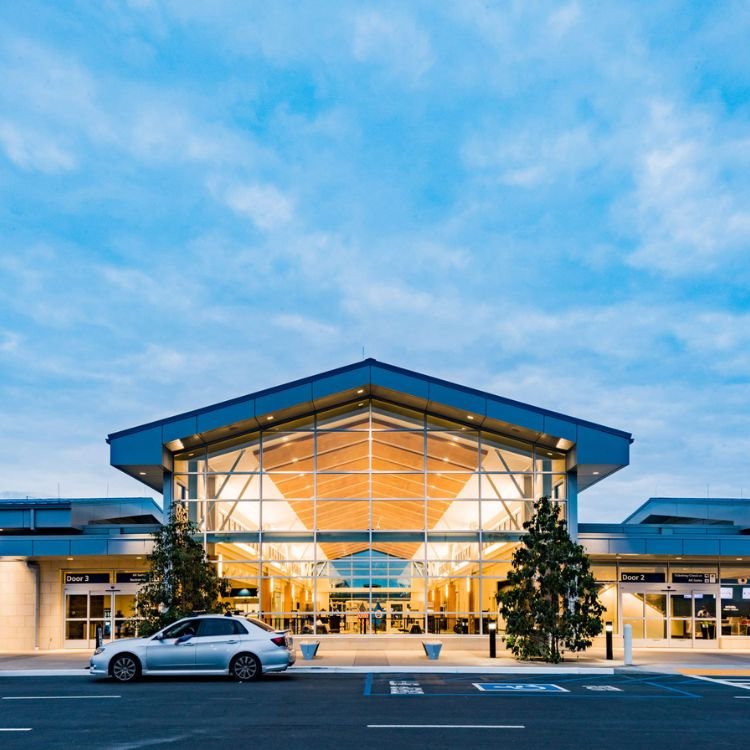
[173,399,568,635]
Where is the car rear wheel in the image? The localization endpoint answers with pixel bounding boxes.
[110,654,140,683]
[231,653,261,682]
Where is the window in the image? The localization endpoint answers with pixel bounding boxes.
[161,619,199,639]
[247,617,276,632]
[196,618,245,637]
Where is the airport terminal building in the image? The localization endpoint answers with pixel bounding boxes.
[1,360,749,651]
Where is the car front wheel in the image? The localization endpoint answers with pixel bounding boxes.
[231,653,261,682]
[110,654,140,683]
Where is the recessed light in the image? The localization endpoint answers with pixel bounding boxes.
[139,471,147,476]
[136,556,142,560]
[357,389,365,394]
[358,402,364,407]
[737,557,743,561]
[67,557,74,561]
[188,453,195,457]
[547,452,553,457]
[592,471,600,476]
[443,457,449,462]
[467,415,474,420]
[676,557,682,560]
[266,415,274,421]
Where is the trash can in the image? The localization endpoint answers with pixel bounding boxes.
[422,640,442,660]
[300,640,320,660]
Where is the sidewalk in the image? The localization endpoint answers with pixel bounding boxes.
[2,645,749,675]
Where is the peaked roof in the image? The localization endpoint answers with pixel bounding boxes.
[108,358,632,492]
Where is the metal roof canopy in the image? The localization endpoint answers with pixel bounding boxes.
[107,358,632,493]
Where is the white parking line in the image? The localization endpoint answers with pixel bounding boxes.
[0,728,32,732]
[368,724,525,729]
[2,695,120,700]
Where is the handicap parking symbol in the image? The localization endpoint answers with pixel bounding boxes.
[473,683,569,693]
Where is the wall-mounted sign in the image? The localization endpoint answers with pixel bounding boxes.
[743,588,750,600]
[64,572,111,585]
[620,572,666,583]
[721,587,733,599]
[672,573,717,584]
[115,572,149,584]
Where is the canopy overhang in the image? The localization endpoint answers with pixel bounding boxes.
[107,359,632,493]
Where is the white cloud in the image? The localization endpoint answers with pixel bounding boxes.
[273,314,339,341]
[625,100,750,275]
[0,121,76,173]
[224,183,294,230]
[462,126,597,187]
[547,2,581,38]
[352,10,434,82]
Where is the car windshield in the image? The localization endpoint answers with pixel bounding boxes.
[246,617,275,632]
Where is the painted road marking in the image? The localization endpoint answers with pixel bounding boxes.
[584,685,622,692]
[682,669,750,677]
[688,676,750,692]
[0,729,32,732]
[368,724,525,729]
[473,683,569,693]
[2,695,121,700]
[389,680,424,695]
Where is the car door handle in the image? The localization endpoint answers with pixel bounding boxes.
[226,640,239,644]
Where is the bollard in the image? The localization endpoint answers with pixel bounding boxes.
[605,621,613,660]
[623,623,633,666]
[96,625,103,649]
[488,622,497,659]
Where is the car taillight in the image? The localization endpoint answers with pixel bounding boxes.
[270,636,286,647]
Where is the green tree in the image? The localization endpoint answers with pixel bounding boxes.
[133,503,229,636]
[498,496,603,663]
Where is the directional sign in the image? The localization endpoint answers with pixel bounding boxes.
[473,683,569,693]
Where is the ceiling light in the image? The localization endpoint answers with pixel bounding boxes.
[136,556,142,560]
[676,556,682,560]
[592,471,600,476]
[547,452,553,457]
[357,389,365,394]
[266,415,274,421]
[467,415,474,420]
[443,457,449,462]
[737,558,743,561]
[188,453,195,457]
[139,471,147,476]
[67,557,74,561]
[358,402,364,407]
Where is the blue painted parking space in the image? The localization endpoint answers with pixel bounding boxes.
[364,672,737,699]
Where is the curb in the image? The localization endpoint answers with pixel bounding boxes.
[0,665,617,677]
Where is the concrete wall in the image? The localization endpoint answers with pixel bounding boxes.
[0,558,37,651]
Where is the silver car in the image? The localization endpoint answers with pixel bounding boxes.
[90,615,295,683]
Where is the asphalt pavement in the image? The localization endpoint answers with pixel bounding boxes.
[0,671,748,750]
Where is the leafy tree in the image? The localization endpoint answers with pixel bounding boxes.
[498,496,603,662]
[133,503,229,636]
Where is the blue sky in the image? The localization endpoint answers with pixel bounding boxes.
[0,1,748,521]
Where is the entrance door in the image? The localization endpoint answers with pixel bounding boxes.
[669,590,718,646]
[64,591,114,648]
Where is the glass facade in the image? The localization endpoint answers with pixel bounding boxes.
[171,399,568,635]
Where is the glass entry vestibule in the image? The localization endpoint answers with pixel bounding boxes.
[620,584,718,647]
[63,574,142,648]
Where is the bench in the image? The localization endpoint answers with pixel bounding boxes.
[421,640,443,660]
[299,640,320,660]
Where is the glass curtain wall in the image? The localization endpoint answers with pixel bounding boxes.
[172,399,568,635]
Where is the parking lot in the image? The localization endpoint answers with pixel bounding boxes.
[0,672,748,749]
